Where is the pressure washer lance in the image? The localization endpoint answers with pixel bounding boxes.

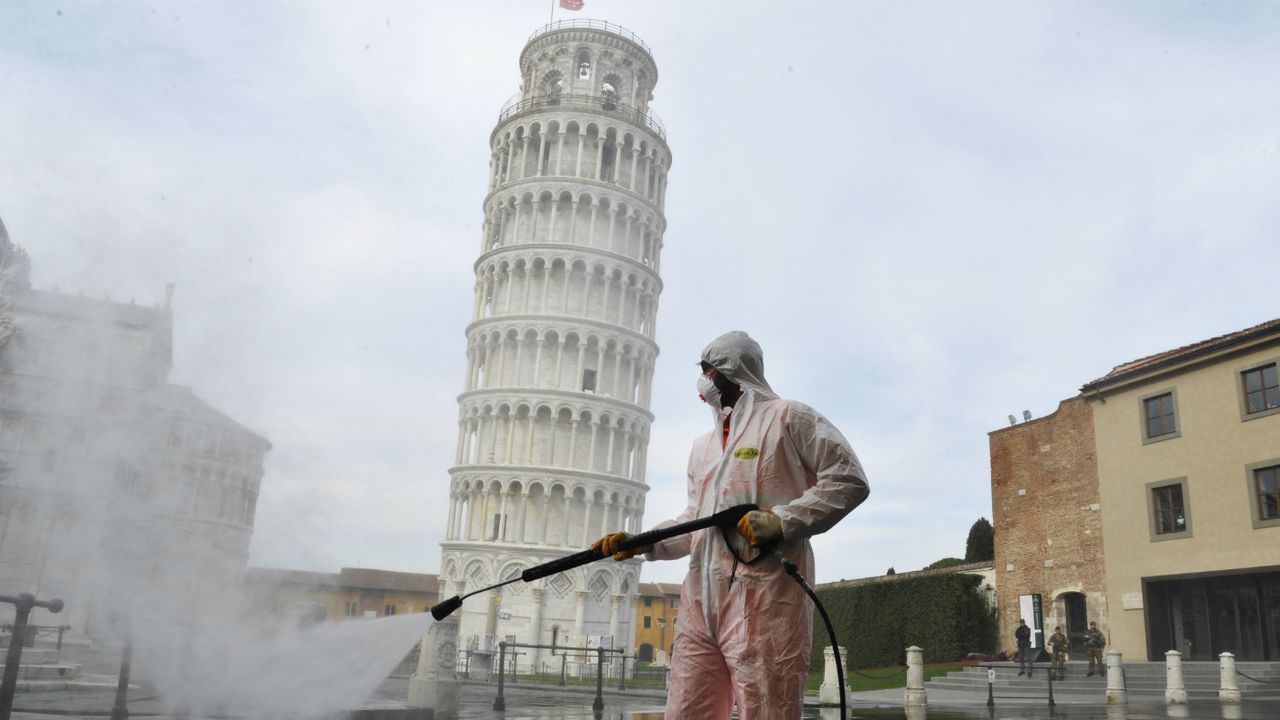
[429,503,757,621]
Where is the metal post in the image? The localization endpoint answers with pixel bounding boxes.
[560,653,567,687]
[986,666,995,707]
[0,593,62,720]
[619,653,627,691]
[0,599,34,720]
[492,642,507,711]
[109,640,133,720]
[592,647,605,711]
[1047,665,1055,707]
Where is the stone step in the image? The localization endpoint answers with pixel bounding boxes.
[943,674,1278,687]
[6,648,60,664]
[17,663,80,681]
[927,680,1280,701]
[931,669,1280,700]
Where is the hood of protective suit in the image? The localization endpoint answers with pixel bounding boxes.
[700,330,776,400]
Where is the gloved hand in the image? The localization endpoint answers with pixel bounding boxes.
[737,509,783,547]
[591,532,649,561]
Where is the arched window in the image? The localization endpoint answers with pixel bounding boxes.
[576,50,591,79]
[543,71,564,105]
[602,74,622,110]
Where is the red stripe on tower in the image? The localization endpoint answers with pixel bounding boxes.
[560,0,584,10]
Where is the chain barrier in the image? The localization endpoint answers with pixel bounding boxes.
[1236,670,1280,685]
[850,667,907,681]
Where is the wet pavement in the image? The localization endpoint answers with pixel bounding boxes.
[7,674,1277,719]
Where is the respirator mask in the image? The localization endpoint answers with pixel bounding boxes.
[697,373,723,410]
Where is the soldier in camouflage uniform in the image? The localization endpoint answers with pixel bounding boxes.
[1048,625,1070,680]
[1085,621,1106,677]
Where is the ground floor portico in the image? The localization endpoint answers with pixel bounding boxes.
[1144,567,1280,661]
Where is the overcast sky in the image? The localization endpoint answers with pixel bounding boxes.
[3,1,1278,585]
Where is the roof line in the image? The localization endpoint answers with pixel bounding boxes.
[1081,319,1280,393]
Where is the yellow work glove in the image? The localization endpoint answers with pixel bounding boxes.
[591,532,649,561]
[737,509,783,547]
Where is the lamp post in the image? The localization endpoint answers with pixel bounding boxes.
[0,593,64,720]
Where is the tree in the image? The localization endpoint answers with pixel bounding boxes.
[965,517,994,562]
[926,557,966,570]
[885,567,896,575]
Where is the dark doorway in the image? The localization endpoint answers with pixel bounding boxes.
[1063,592,1088,655]
[638,643,654,662]
[1146,569,1280,661]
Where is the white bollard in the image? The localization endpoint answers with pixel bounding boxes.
[819,646,852,706]
[1105,650,1127,705]
[1219,651,1241,704]
[407,615,461,718]
[1165,649,1187,704]
[904,645,927,707]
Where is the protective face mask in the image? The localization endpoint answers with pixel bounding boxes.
[697,374,722,409]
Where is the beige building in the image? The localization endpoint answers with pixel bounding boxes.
[241,566,440,624]
[633,582,679,663]
[1082,318,1280,661]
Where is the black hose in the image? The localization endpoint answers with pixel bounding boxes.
[775,550,846,718]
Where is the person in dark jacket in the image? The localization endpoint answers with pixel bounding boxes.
[1015,619,1033,676]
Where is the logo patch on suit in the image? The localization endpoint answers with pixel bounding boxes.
[733,447,760,460]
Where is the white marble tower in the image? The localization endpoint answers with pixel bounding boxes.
[438,20,671,670]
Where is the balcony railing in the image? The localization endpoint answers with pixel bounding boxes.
[526,19,655,61]
[497,93,666,140]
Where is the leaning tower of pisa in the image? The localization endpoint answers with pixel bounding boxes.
[438,20,671,669]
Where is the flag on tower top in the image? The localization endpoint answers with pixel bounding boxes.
[560,0,584,10]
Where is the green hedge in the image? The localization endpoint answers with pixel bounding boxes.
[809,573,997,670]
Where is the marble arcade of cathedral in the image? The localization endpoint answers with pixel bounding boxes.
[438,20,671,669]
[0,216,271,638]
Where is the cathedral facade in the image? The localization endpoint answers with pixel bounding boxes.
[0,217,270,638]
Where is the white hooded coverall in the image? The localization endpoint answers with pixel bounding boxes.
[646,331,870,720]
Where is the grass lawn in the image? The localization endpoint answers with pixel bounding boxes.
[804,663,964,693]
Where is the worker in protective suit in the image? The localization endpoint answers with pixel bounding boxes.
[594,331,870,719]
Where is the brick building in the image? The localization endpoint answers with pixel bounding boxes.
[989,396,1104,656]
